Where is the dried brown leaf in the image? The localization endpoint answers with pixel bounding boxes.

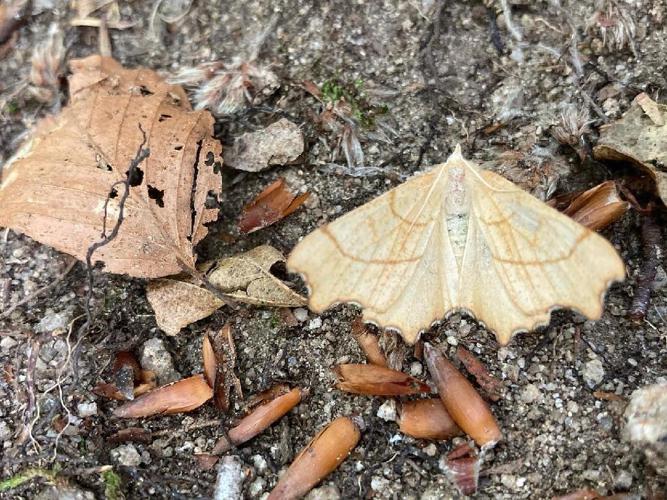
[268,416,361,500]
[239,178,309,234]
[333,363,431,396]
[146,277,225,336]
[113,374,212,418]
[594,93,667,205]
[0,55,223,277]
[146,246,305,335]
[207,245,307,307]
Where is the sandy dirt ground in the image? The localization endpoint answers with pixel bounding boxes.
[0,0,666,498]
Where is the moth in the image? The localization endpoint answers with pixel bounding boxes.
[287,146,625,345]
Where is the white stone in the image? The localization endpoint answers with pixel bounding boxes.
[376,400,397,422]
[308,318,322,330]
[77,402,97,417]
[520,384,541,404]
[214,456,245,500]
[582,358,605,389]
[111,444,142,467]
[293,308,309,322]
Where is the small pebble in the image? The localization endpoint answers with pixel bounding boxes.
[214,456,246,500]
[77,402,97,418]
[293,308,308,322]
[582,358,605,389]
[520,384,541,404]
[308,318,323,330]
[110,444,142,467]
[377,400,397,422]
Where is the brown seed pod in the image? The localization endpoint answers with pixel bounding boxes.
[267,416,362,500]
[397,398,462,440]
[113,374,212,418]
[424,343,502,447]
[333,364,431,396]
[213,387,304,454]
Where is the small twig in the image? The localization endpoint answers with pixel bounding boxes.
[1,258,77,319]
[72,125,150,379]
[628,214,662,321]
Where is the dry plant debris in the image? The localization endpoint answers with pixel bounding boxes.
[594,93,667,206]
[425,343,502,447]
[113,374,213,418]
[350,318,387,366]
[238,178,309,234]
[333,363,432,396]
[207,245,306,307]
[205,325,242,412]
[548,181,630,231]
[443,442,480,496]
[267,416,362,500]
[288,146,625,345]
[224,118,304,172]
[146,245,305,335]
[213,386,305,454]
[455,346,504,402]
[0,55,223,278]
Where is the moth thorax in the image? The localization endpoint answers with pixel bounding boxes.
[444,166,469,215]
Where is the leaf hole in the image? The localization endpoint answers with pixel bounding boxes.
[127,166,144,187]
[109,188,118,199]
[147,185,165,208]
[205,152,215,166]
[174,145,183,151]
[158,114,172,122]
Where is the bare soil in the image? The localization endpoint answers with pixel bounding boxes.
[1,1,666,499]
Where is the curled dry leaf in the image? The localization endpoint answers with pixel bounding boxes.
[455,347,503,402]
[146,245,305,335]
[333,363,431,396]
[350,318,387,366]
[207,245,307,307]
[268,416,361,500]
[0,55,223,278]
[424,343,502,447]
[223,118,304,172]
[213,387,304,454]
[594,93,667,206]
[397,398,462,440]
[239,178,309,234]
[548,181,630,231]
[113,374,212,418]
